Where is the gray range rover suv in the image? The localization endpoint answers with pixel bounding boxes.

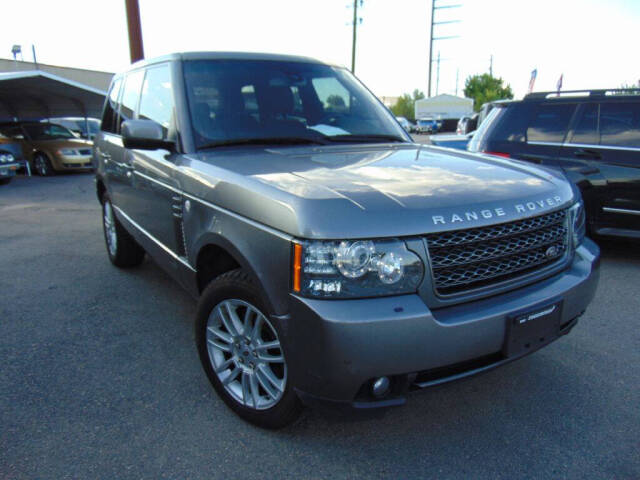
[94,52,600,428]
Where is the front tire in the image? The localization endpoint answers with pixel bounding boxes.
[102,196,145,268]
[33,153,54,176]
[196,269,302,429]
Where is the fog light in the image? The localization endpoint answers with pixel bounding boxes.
[371,376,391,398]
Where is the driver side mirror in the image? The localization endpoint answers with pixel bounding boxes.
[122,119,175,151]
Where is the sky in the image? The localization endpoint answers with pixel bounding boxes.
[2,0,639,99]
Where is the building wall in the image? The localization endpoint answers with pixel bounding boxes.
[0,58,113,91]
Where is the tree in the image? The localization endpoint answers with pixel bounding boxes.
[612,83,640,95]
[326,94,347,110]
[390,89,425,120]
[464,74,514,112]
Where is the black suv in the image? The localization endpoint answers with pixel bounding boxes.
[469,90,640,239]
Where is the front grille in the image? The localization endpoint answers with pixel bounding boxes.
[426,209,568,296]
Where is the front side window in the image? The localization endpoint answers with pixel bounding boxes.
[119,70,145,132]
[527,103,576,143]
[22,123,75,140]
[183,59,406,148]
[101,78,122,134]
[139,64,174,137]
[570,103,599,145]
[599,102,640,147]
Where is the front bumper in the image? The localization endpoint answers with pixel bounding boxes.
[282,238,600,408]
[55,155,93,170]
[0,163,20,178]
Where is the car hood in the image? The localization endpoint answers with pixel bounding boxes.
[181,143,575,239]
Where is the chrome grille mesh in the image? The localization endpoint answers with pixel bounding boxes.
[426,209,568,295]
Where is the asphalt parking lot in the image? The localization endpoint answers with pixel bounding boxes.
[1,174,639,479]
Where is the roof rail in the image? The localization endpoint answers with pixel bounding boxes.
[524,88,640,100]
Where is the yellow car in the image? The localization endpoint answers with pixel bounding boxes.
[0,122,93,176]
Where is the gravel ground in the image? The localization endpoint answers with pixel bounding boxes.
[1,174,638,480]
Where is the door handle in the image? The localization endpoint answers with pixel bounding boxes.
[574,148,601,160]
[95,147,111,161]
[576,166,599,175]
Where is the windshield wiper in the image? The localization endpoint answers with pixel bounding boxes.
[325,134,407,144]
[197,137,328,150]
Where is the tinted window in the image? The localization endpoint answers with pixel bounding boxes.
[599,102,640,147]
[119,70,145,132]
[139,64,174,137]
[527,103,575,143]
[22,123,75,140]
[570,103,599,145]
[101,77,122,134]
[482,103,532,144]
[0,126,25,139]
[183,59,406,148]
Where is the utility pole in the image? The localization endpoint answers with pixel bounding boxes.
[428,1,461,97]
[351,0,362,73]
[489,54,493,76]
[455,68,459,96]
[125,0,145,63]
[32,45,38,69]
[427,1,435,98]
[436,51,441,96]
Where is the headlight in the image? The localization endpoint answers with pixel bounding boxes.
[569,201,586,247]
[292,239,424,298]
[0,153,15,163]
[58,148,79,156]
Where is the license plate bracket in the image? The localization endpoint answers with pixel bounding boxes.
[503,301,562,357]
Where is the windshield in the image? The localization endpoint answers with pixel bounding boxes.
[183,59,408,148]
[23,123,75,140]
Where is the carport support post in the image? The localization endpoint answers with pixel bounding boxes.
[125,0,144,63]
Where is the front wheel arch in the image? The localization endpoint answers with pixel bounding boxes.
[193,236,277,315]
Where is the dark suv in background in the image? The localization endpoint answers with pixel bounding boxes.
[469,90,640,239]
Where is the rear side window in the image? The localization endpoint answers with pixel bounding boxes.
[570,103,599,145]
[101,77,122,134]
[482,103,532,144]
[527,103,576,143]
[139,64,174,137]
[599,102,640,147]
[119,70,145,132]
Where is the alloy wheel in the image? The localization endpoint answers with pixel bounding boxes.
[205,299,287,410]
[35,156,47,176]
[103,201,118,257]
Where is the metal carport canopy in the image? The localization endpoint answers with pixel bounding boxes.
[0,70,107,121]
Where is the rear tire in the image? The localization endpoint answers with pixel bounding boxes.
[33,153,55,176]
[195,269,302,429]
[102,195,145,268]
